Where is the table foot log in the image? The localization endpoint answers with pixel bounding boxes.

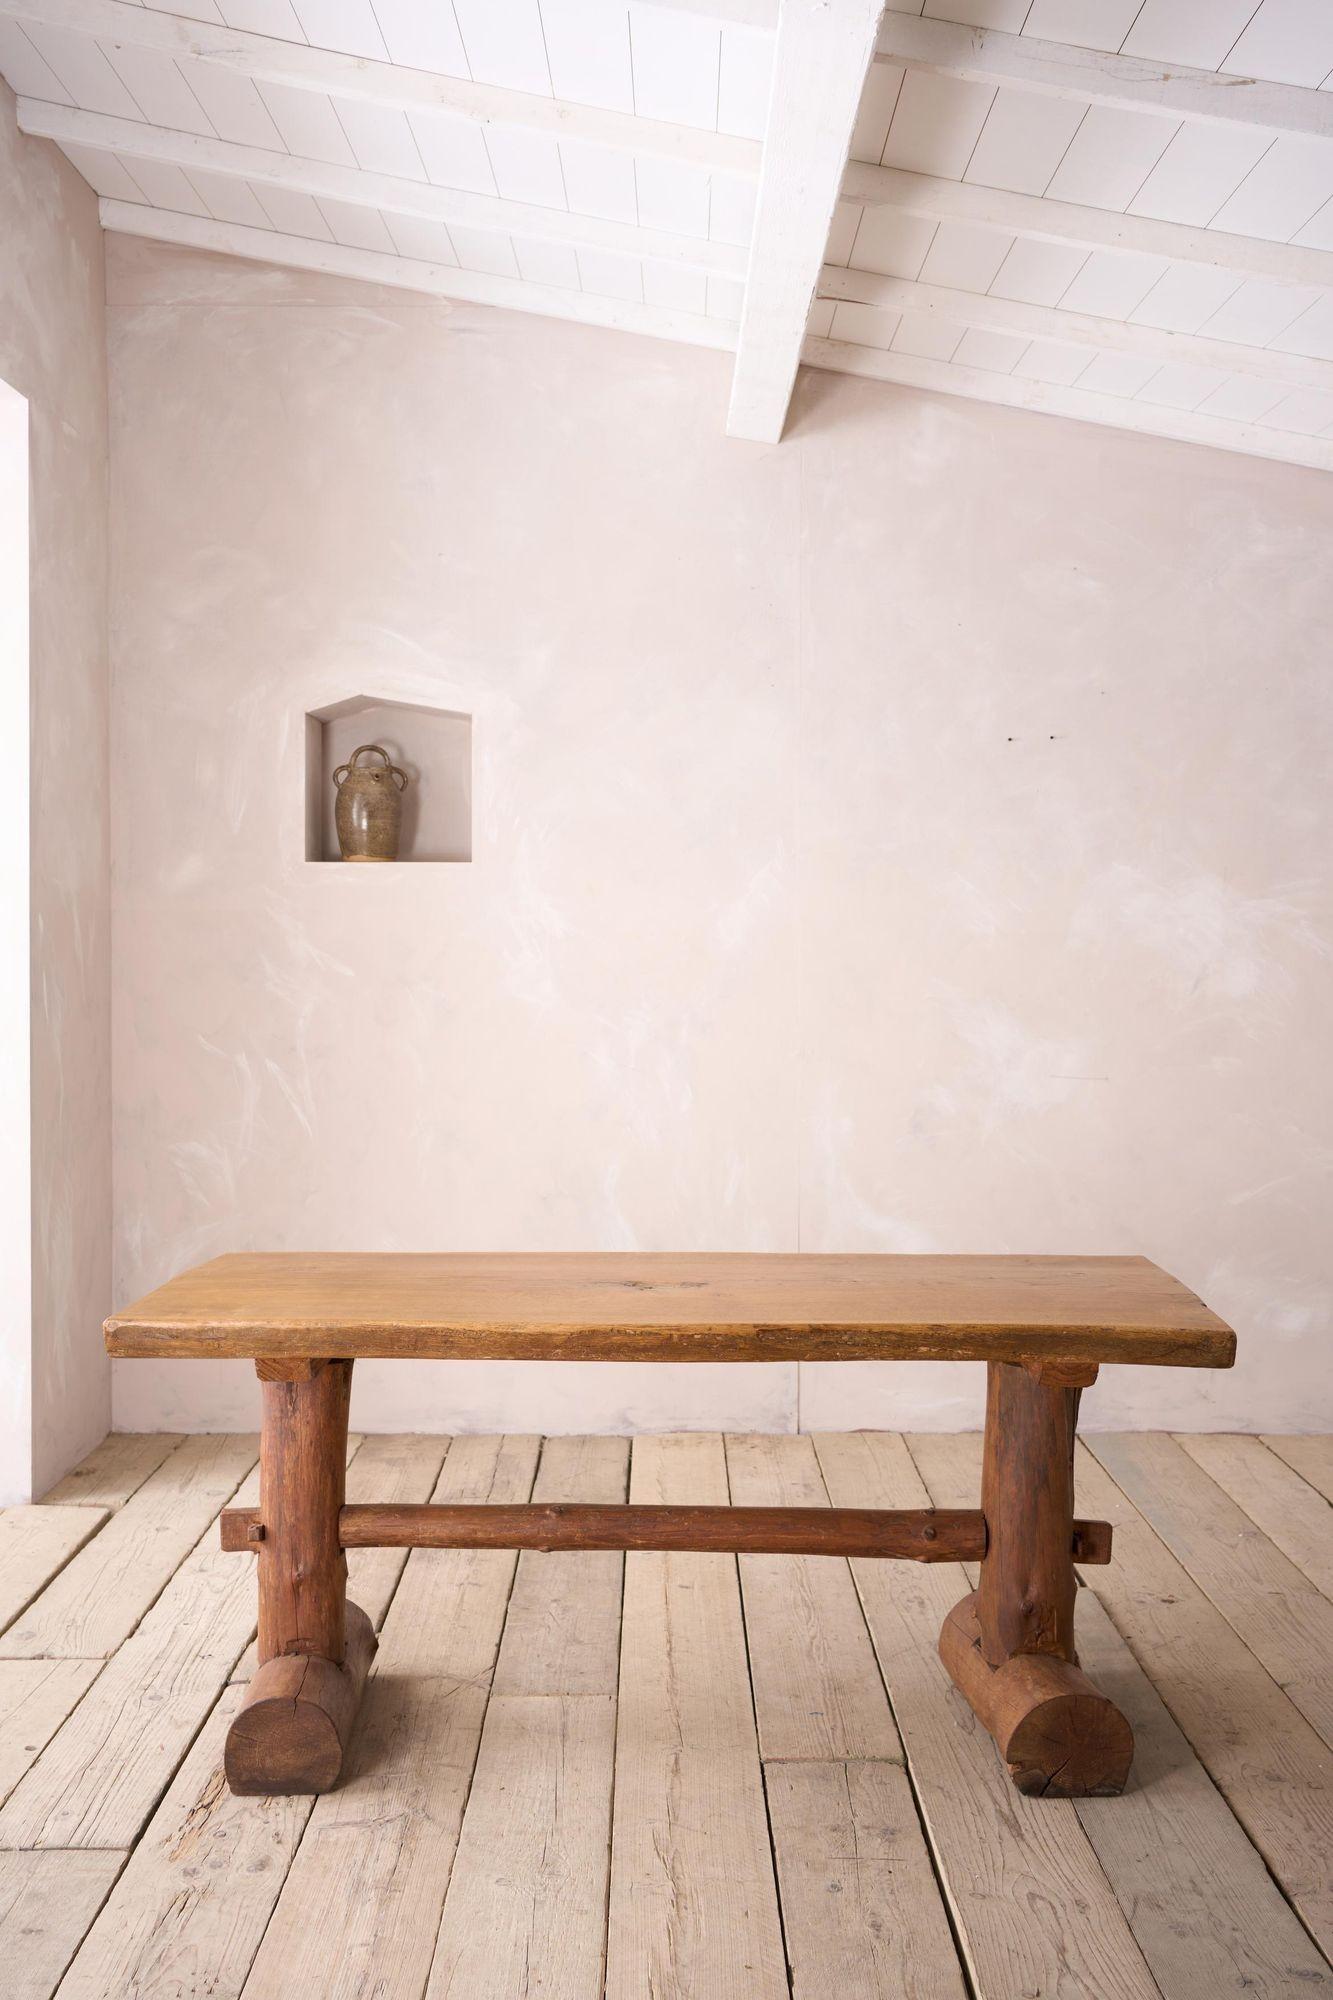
[940,1592,1132,1797]
[225,1601,376,1795]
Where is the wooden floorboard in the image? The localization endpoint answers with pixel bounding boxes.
[1,1435,258,1662]
[1262,1435,1333,1505]
[239,1435,541,2000]
[1178,1433,1333,1599]
[0,1429,1326,1998]
[1088,1432,1333,1750]
[606,1434,789,2000]
[908,1430,1333,1999]
[0,1510,110,1640]
[816,1430,1164,2000]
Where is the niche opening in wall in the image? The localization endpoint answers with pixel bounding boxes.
[305,695,472,863]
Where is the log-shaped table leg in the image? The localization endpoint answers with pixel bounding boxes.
[939,1361,1133,1797]
[224,1359,375,1795]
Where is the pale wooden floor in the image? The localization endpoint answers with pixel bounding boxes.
[1,1430,1331,1999]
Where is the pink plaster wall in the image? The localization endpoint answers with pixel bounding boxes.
[106,236,1333,1439]
[0,84,112,1490]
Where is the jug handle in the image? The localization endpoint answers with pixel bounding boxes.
[333,743,408,790]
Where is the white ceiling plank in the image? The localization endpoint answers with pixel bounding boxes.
[557,138,638,222]
[482,126,568,208]
[1021,1,1142,52]
[100,195,742,346]
[453,0,552,98]
[918,216,1011,290]
[0,0,761,175]
[1270,290,1333,359]
[1261,385,1333,433]
[988,235,1087,303]
[21,20,142,115]
[318,194,396,250]
[964,87,1089,196]
[256,79,356,162]
[1128,262,1243,334]
[333,98,425,180]
[952,324,1025,369]
[382,212,456,261]
[1294,199,1333,252]
[217,0,304,36]
[927,0,1027,27]
[706,270,745,318]
[802,331,1333,468]
[819,263,1333,389]
[726,0,885,443]
[837,200,935,275]
[59,137,146,195]
[449,225,521,277]
[1044,103,1178,210]
[187,164,272,222]
[1012,338,1090,386]
[1209,136,1333,244]
[577,245,644,301]
[829,297,899,346]
[0,19,72,99]
[876,11,1333,141]
[1224,1,1333,89]
[512,233,579,287]
[635,155,711,237]
[146,0,225,24]
[22,96,747,274]
[99,42,215,133]
[121,152,210,209]
[843,158,1333,292]
[1058,246,1166,315]
[408,112,496,194]
[642,259,709,314]
[367,0,469,77]
[880,69,995,180]
[1119,2,1259,71]
[1134,358,1230,410]
[1128,121,1274,227]
[1199,275,1320,345]
[290,0,387,62]
[540,0,635,115]
[890,306,962,358]
[175,58,284,146]
[1074,350,1159,396]
[717,25,773,138]
[849,57,903,161]
[709,170,756,243]
[1196,373,1288,423]
[629,5,722,130]
[254,179,334,234]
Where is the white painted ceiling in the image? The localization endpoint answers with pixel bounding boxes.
[4,0,1333,468]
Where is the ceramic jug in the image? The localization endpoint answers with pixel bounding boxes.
[333,743,408,861]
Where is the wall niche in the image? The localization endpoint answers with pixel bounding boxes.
[305,694,472,864]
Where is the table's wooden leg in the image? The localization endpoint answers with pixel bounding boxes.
[938,1360,1133,1797]
[224,1359,375,1795]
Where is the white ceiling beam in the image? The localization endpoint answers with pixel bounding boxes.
[843,161,1333,295]
[20,100,747,278]
[875,14,1333,143]
[1,0,760,175]
[803,335,1333,474]
[100,200,740,352]
[820,266,1333,394]
[726,0,885,442]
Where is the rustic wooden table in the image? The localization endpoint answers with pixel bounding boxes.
[105,1251,1235,1800]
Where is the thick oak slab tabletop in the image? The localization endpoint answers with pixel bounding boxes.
[105,1252,1235,1367]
